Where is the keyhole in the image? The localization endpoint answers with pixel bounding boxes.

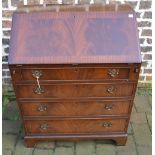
[74,68,78,72]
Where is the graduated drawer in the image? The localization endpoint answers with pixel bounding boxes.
[11,66,132,82]
[21,100,130,117]
[16,83,134,99]
[24,118,127,134]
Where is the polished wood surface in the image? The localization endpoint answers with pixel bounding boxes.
[9,63,140,82]
[20,67,130,81]
[24,133,128,147]
[16,82,134,98]
[9,4,141,147]
[10,64,140,147]
[20,100,131,117]
[24,118,127,134]
[9,5,141,65]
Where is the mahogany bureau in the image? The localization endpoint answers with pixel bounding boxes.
[8,4,141,147]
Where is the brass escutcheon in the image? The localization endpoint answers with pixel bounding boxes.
[103,122,112,128]
[32,70,42,79]
[107,86,117,94]
[40,123,48,130]
[108,69,119,77]
[34,87,44,94]
[105,104,113,110]
[37,105,47,112]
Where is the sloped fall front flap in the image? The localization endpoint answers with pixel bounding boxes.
[9,7,141,64]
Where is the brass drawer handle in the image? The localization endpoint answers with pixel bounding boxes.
[34,87,44,94]
[107,86,117,94]
[104,104,113,110]
[108,69,119,77]
[40,123,48,130]
[32,70,42,79]
[37,105,47,112]
[103,122,112,128]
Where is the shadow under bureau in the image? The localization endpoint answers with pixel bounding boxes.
[8,4,141,147]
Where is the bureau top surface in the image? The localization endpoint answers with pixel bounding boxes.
[9,4,141,65]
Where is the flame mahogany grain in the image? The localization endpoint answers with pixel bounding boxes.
[9,4,141,147]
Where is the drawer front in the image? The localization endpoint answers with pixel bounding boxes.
[17,67,130,81]
[21,100,130,117]
[16,83,134,98]
[25,119,127,134]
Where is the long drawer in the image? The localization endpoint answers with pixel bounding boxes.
[21,100,130,117]
[22,67,130,80]
[16,83,134,99]
[24,118,127,134]
[10,66,132,81]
